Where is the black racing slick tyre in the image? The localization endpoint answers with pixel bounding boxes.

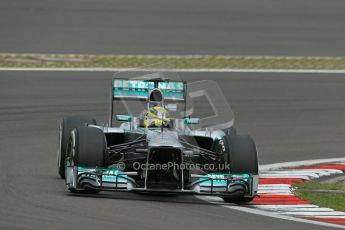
[222,135,258,203]
[58,116,96,179]
[67,126,106,194]
[71,126,106,168]
[227,135,258,175]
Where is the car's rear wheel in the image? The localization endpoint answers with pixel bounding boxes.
[222,134,258,203]
[66,126,106,194]
[58,116,96,179]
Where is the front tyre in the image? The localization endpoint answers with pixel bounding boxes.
[227,135,258,175]
[66,126,106,194]
[58,116,96,179]
[222,135,258,203]
[71,126,106,168]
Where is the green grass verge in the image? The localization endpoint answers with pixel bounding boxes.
[0,53,345,69]
[295,181,343,190]
[295,181,345,211]
[297,192,345,212]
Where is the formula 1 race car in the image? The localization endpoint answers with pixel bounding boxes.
[57,68,259,203]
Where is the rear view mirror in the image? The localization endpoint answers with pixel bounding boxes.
[116,115,132,122]
[184,117,200,124]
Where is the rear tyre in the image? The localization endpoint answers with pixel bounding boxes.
[58,116,96,179]
[67,126,106,194]
[222,134,258,203]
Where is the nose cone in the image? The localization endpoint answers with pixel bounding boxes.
[146,130,182,148]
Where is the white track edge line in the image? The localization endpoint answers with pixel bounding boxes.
[260,157,345,171]
[1,67,345,74]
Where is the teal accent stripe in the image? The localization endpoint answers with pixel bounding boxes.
[113,90,184,100]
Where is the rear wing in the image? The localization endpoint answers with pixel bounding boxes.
[109,78,187,126]
[112,79,185,100]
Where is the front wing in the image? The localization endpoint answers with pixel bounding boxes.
[66,166,259,197]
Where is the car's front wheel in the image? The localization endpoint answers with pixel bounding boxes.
[66,126,106,194]
[58,116,96,179]
[222,134,258,204]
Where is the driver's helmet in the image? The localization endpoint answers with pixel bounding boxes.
[143,106,171,128]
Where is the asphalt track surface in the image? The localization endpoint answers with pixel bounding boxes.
[1,0,345,56]
[0,71,345,230]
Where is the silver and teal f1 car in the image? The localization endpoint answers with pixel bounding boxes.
[57,68,259,203]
